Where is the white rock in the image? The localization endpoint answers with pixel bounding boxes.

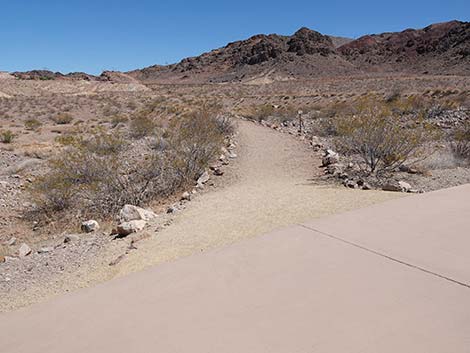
[181,192,191,201]
[18,243,32,257]
[382,181,412,192]
[38,246,54,254]
[81,220,100,233]
[6,237,16,246]
[119,205,157,223]
[116,220,147,236]
[398,181,412,192]
[64,234,80,243]
[197,171,210,186]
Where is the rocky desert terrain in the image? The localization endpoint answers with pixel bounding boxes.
[1,20,469,311]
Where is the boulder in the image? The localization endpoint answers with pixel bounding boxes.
[81,220,100,233]
[116,220,147,237]
[119,205,157,223]
[18,243,32,257]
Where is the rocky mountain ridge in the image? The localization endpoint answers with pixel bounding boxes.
[10,20,470,84]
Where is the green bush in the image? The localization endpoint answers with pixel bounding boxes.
[0,130,15,143]
[51,113,73,125]
[30,106,231,218]
[24,118,42,131]
[451,121,470,163]
[334,98,436,175]
[129,113,157,138]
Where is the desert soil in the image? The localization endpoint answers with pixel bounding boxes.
[0,120,402,311]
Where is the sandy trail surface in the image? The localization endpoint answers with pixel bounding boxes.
[1,120,401,311]
[110,121,402,273]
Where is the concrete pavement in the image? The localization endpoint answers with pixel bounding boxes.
[1,185,469,352]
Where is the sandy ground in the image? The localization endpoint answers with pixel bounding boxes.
[0,120,402,311]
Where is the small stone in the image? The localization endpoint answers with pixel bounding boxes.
[38,246,54,254]
[18,243,32,257]
[197,171,210,186]
[167,206,177,214]
[6,237,16,246]
[398,181,412,192]
[181,191,191,201]
[322,149,339,166]
[382,180,412,193]
[343,180,357,189]
[326,163,344,175]
[81,220,100,233]
[64,234,80,243]
[213,167,224,176]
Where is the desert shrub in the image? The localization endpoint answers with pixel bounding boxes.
[334,99,435,175]
[30,106,231,219]
[214,115,236,136]
[451,121,470,163]
[0,130,15,143]
[51,113,73,125]
[168,107,225,183]
[110,114,128,128]
[31,130,151,216]
[129,112,158,138]
[247,104,275,122]
[24,118,42,131]
[385,86,402,103]
[0,244,7,259]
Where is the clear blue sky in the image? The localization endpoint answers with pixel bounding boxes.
[1,0,468,74]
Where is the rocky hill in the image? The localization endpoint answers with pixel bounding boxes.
[127,28,358,83]
[10,20,469,84]
[338,20,470,75]
[128,20,470,83]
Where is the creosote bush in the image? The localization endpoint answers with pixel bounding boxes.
[24,118,42,131]
[451,121,470,163]
[30,106,234,219]
[129,112,158,138]
[0,130,15,143]
[334,98,436,175]
[51,113,73,125]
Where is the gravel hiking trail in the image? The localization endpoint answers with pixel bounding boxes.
[1,120,402,311]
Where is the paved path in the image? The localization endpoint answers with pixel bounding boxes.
[1,184,469,353]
